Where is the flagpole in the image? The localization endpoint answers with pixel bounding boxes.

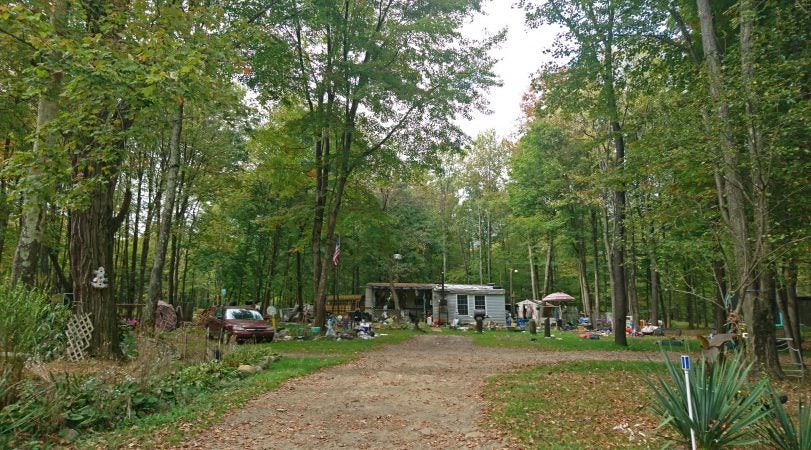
[332,236,340,316]
[336,259,341,314]
[331,258,338,312]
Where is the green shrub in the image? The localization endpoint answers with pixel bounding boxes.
[223,345,279,368]
[0,286,70,406]
[647,352,772,449]
[174,360,242,390]
[0,374,137,445]
[760,388,811,450]
[0,358,247,446]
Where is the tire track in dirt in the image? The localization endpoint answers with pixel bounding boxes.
[174,334,658,449]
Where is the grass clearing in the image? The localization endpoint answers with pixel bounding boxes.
[482,360,671,449]
[458,328,686,352]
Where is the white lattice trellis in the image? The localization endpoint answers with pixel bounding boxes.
[65,311,93,362]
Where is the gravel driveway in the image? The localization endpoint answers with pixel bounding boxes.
[175,334,656,449]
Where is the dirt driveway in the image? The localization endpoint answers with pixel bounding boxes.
[175,334,656,449]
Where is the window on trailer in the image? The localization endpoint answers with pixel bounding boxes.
[457,295,468,315]
[474,295,485,312]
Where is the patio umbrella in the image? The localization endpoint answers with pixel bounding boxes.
[541,292,575,302]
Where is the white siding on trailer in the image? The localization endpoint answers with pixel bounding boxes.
[431,285,506,324]
[485,296,506,324]
[450,294,506,324]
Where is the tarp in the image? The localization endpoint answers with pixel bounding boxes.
[516,299,543,320]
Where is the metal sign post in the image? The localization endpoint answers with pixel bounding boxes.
[681,355,697,450]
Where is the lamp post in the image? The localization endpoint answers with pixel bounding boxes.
[393,254,402,284]
[392,253,402,314]
[509,269,517,317]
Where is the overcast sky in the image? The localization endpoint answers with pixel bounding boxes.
[455,2,559,141]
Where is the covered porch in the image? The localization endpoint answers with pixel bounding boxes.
[364,283,435,321]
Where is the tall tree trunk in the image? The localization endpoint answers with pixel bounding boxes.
[168,189,189,305]
[311,134,328,327]
[138,185,160,303]
[179,207,197,308]
[119,202,130,301]
[143,101,184,329]
[459,233,470,283]
[590,209,601,325]
[0,136,14,268]
[128,166,143,304]
[528,243,538,300]
[627,220,640,331]
[775,286,792,341]
[739,0,781,377]
[296,248,304,322]
[606,45,629,345]
[696,0,751,307]
[542,234,554,297]
[783,259,801,347]
[168,229,178,304]
[252,235,266,305]
[647,222,660,326]
[260,228,281,314]
[477,207,484,284]
[574,220,592,321]
[649,263,660,326]
[686,268,695,329]
[70,181,129,358]
[672,2,730,336]
[600,204,615,314]
[280,238,291,306]
[486,210,492,283]
[12,0,66,287]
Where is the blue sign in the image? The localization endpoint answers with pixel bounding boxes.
[681,355,691,370]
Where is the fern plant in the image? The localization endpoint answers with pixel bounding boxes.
[0,287,70,407]
[647,352,772,449]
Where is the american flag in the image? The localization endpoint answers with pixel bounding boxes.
[332,235,341,266]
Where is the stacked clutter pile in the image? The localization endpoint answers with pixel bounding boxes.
[155,300,177,331]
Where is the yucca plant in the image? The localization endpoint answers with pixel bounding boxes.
[760,388,810,450]
[647,352,772,449]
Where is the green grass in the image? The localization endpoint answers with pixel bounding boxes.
[76,328,416,448]
[483,360,670,449]
[459,328,691,352]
